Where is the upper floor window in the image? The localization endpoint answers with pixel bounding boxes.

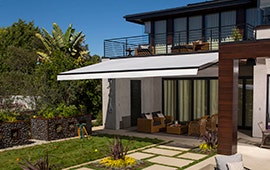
[189,15,202,43]
[205,13,219,50]
[154,20,167,54]
[221,10,236,42]
[174,17,187,45]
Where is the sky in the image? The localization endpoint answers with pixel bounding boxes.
[0,0,203,57]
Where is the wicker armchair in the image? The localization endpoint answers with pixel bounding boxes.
[135,44,155,56]
[257,121,270,148]
[137,113,163,133]
[206,114,218,132]
[188,116,208,136]
[152,111,172,128]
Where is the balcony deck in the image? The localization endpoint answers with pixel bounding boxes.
[104,24,255,58]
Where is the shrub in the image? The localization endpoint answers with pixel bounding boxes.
[199,130,218,153]
[37,104,80,118]
[99,136,137,169]
[0,110,18,123]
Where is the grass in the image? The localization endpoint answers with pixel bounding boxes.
[0,134,162,170]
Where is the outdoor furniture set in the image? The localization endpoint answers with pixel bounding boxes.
[134,40,209,56]
[137,112,218,136]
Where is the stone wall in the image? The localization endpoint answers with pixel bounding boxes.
[0,121,30,149]
[31,114,91,141]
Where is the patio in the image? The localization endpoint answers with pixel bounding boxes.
[64,126,270,170]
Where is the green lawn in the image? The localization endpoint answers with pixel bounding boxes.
[0,134,162,170]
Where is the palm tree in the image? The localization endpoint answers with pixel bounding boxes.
[36,23,89,65]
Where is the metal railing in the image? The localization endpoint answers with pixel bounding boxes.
[104,23,255,58]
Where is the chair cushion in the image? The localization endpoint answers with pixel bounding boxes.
[215,154,242,170]
[153,121,161,126]
[141,113,146,119]
[145,113,153,119]
[157,113,165,118]
[226,161,244,170]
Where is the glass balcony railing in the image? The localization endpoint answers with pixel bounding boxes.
[104,23,255,58]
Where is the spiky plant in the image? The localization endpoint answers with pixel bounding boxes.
[19,152,61,170]
[109,136,129,160]
[199,130,218,153]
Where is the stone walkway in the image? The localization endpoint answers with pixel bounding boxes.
[68,142,211,170]
[63,126,270,170]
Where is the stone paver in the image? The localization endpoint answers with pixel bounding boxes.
[142,164,177,170]
[179,152,206,160]
[128,152,154,160]
[157,145,189,151]
[143,147,180,156]
[147,156,193,168]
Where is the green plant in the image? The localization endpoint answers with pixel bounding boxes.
[37,104,80,119]
[199,130,218,153]
[19,152,61,170]
[0,111,18,123]
[109,136,129,160]
[232,27,242,41]
[98,136,137,169]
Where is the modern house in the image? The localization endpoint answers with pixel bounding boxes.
[58,0,270,155]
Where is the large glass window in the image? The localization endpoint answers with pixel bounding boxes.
[205,13,219,50]
[178,80,191,121]
[221,11,236,42]
[189,15,202,43]
[174,17,187,46]
[238,78,253,129]
[246,8,260,39]
[193,80,207,119]
[154,20,167,54]
[163,79,218,122]
[163,80,176,119]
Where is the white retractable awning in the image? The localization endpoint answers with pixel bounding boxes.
[57,52,218,80]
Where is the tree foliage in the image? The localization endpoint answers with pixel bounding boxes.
[0,19,41,95]
[0,20,102,118]
[35,23,101,117]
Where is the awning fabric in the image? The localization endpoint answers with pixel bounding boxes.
[57,52,218,80]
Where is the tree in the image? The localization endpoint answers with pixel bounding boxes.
[36,23,89,65]
[35,23,101,117]
[0,20,41,95]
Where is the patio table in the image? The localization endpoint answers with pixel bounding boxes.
[166,124,188,135]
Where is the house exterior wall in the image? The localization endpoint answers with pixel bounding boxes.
[102,77,162,130]
[141,77,162,113]
[253,58,270,137]
[253,60,267,137]
[253,27,270,137]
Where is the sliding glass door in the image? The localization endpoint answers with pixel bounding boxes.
[163,78,218,122]
[238,78,253,129]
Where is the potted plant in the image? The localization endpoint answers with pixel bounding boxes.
[232,27,243,41]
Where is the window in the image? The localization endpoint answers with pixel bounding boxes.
[221,11,236,42]
[163,80,177,119]
[205,13,219,50]
[163,78,218,122]
[189,15,202,43]
[154,20,167,54]
[174,17,187,45]
[238,78,253,129]
[246,8,259,39]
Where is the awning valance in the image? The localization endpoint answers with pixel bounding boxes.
[57,52,218,80]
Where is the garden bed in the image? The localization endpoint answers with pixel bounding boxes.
[31,114,91,141]
[0,121,30,149]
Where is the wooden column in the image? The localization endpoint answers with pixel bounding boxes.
[218,55,238,155]
[218,39,270,155]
